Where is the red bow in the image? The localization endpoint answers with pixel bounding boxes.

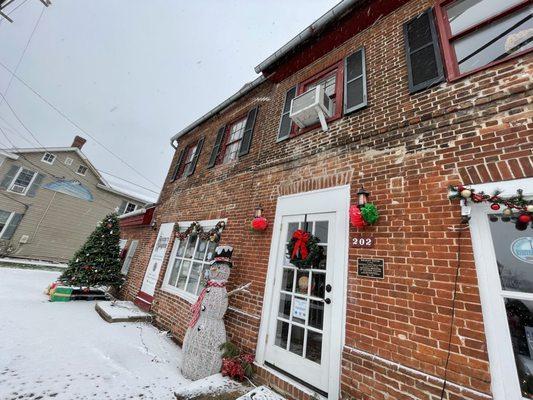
[291,229,310,260]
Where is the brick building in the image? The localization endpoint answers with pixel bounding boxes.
[119,0,533,398]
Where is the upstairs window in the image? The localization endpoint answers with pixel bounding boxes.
[9,168,36,195]
[223,117,246,163]
[77,165,88,176]
[170,137,204,181]
[435,0,533,80]
[41,153,56,164]
[64,157,73,166]
[124,202,137,214]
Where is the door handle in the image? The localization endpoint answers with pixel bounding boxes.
[324,298,331,304]
[326,284,332,292]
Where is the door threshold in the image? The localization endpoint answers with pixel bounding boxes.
[264,361,328,399]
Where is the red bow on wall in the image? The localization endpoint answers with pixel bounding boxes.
[291,229,310,260]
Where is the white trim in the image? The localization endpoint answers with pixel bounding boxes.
[124,202,137,214]
[76,164,88,176]
[255,185,349,400]
[117,207,147,219]
[470,177,533,400]
[64,157,73,166]
[41,152,56,165]
[7,167,37,196]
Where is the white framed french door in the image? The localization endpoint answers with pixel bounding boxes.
[470,178,533,400]
[256,185,349,400]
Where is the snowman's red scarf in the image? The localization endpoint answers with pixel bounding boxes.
[189,280,227,328]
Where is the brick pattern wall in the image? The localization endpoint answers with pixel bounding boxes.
[120,0,533,398]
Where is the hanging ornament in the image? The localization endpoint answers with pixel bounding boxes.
[251,217,268,231]
[349,205,366,228]
[460,189,472,198]
[490,203,500,210]
[527,205,533,213]
[360,203,380,225]
[518,214,532,224]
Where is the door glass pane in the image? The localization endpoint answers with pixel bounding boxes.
[489,215,533,293]
[292,296,307,325]
[308,300,324,330]
[281,268,294,292]
[311,272,326,298]
[278,293,292,319]
[296,270,310,295]
[306,330,322,364]
[275,320,289,349]
[504,297,533,399]
[314,245,327,270]
[314,221,328,243]
[289,325,305,356]
[287,222,299,242]
[177,261,191,289]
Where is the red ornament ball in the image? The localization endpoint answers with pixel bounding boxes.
[518,214,532,224]
[490,203,500,210]
[251,216,268,231]
[349,205,367,229]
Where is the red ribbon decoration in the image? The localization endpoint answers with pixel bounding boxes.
[291,229,310,260]
[189,280,227,328]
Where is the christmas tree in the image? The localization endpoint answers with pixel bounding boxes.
[59,213,124,289]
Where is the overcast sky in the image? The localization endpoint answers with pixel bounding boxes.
[0,0,340,202]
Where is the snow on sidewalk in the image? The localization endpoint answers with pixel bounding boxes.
[0,267,241,400]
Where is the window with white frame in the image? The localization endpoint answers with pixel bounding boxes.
[64,157,73,166]
[125,202,137,214]
[0,210,12,234]
[223,117,247,164]
[8,168,36,195]
[41,153,56,164]
[77,165,88,176]
[164,234,217,298]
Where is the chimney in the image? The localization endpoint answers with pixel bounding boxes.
[72,135,86,149]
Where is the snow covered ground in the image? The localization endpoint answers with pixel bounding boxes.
[0,267,243,400]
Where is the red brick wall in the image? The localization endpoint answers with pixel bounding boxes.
[121,0,533,398]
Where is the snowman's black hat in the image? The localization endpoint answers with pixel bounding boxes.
[211,245,233,267]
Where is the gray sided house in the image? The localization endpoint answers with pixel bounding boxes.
[0,136,148,262]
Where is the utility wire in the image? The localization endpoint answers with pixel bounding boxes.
[98,169,160,194]
[0,3,44,111]
[0,60,162,190]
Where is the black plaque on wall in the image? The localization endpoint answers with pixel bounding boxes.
[357,258,384,279]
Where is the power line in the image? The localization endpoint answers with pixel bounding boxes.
[0,60,162,190]
[0,3,44,109]
[98,169,160,194]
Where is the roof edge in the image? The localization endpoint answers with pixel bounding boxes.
[96,183,152,204]
[254,0,361,74]
[170,75,266,144]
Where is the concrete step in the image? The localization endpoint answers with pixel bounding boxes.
[95,300,152,323]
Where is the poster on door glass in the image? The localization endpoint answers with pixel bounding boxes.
[489,215,533,293]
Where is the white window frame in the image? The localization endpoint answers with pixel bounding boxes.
[7,167,37,196]
[161,218,227,303]
[41,152,56,165]
[469,177,533,400]
[76,165,88,176]
[64,157,73,166]
[124,202,137,214]
[0,210,14,238]
[121,239,138,275]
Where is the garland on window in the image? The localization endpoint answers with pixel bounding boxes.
[287,229,323,269]
[449,185,533,226]
[174,220,226,242]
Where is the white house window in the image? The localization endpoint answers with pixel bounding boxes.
[41,153,56,164]
[9,168,36,195]
[76,165,88,176]
[125,202,137,214]
[64,157,73,166]
[164,234,217,299]
[223,117,247,164]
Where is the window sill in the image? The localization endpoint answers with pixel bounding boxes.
[161,283,198,304]
[6,189,28,197]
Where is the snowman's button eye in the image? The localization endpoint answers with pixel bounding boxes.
[201,305,206,311]
[206,289,210,293]
[197,327,201,331]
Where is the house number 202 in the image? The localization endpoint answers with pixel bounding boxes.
[351,236,375,248]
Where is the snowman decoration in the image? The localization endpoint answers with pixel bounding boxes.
[181,245,249,380]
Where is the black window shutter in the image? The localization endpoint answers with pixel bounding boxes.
[277,86,297,141]
[27,173,45,198]
[404,8,444,94]
[207,126,226,168]
[344,48,367,114]
[239,107,258,156]
[185,137,204,177]
[1,213,23,240]
[170,147,186,182]
[0,165,20,190]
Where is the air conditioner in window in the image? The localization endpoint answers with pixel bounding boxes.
[289,85,333,132]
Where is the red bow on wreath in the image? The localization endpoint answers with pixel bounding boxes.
[291,229,310,260]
